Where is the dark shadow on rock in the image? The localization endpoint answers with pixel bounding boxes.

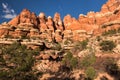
[105,62,120,80]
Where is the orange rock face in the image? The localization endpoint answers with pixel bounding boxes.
[39,12,46,23]
[8,9,39,28]
[1,0,120,41]
[0,28,9,38]
[63,0,120,35]
[54,13,64,31]
[100,0,117,13]
[63,14,73,29]
[46,16,54,30]
[8,15,20,26]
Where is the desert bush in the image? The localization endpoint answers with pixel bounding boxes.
[85,67,96,80]
[72,40,88,53]
[117,28,120,33]
[81,53,96,68]
[70,57,78,68]
[102,29,117,36]
[52,43,62,51]
[21,35,30,39]
[62,51,78,69]
[0,42,39,80]
[80,40,88,50]
[75,40,88,49]
[99,40,116,51]
[4,35,13,38]
[64,39,73,45]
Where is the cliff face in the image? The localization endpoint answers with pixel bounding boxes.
[66,0,120,30]
[1,0,120,41]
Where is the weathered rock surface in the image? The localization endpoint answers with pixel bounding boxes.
[54,13,64,31]
[0,0,119,41]
[34,60,61,72]
[8,9,39,28]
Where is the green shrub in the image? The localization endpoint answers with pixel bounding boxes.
[100,40,116,51]
[72,40,88,53]
[85,67,96,80]
[70,57,78,68]
[64,39,73,45]
[52,43,62,51]
[80,40,88,50]
[21,35,29,39]
[62,51,78,69]
[0,42,39,80]
[117,28,120,33]
[62,51,72,66]
[81,53,96,68]
[4,35,13,38]
[64,51,73,60]
[102,29,117,36]
[0,71,8,78]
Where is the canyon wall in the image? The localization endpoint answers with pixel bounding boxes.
[0,0,120,42]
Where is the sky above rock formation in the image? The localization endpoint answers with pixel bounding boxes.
[0,0,107,23]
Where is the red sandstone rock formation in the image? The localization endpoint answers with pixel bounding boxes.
[0,0,119,40]
[38,12,55,32]
[8,9,39,28]
[39,12,46,24]
[46,16,54,31]
[63,14,73,29]
[54,13,64,31]
[100,0,119,13]
[62,0,120,35]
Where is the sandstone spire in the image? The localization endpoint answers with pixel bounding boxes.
[8,9,39,28]
[53,13,63,31]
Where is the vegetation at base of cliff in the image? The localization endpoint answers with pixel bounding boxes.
[21,35,30,39]
[0,35,119,80]
[62,51,78,69]
[0,42,40,80]
[81,40,88,49]
[51,42,62,51]
[102,29,117,36]
[4,35,14,38]
[71,40,88,53]
[99,40,116,52]
[102,28,120,36]
[85,67,96,80]
[64,39,73,45]
[80,53,96,68]
[76,40,88,50]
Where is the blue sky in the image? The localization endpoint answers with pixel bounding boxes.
[0,0,107,23]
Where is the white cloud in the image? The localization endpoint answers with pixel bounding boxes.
[2,14,17,19]
[1,3,17,19]
[2,3,8,9]
[11,9,15,13]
